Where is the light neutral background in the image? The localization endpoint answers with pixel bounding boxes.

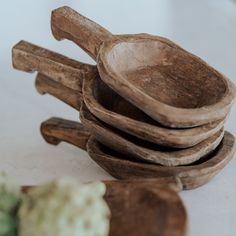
[1,0,236,235]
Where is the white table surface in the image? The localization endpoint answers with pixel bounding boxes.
[1,0,236,235]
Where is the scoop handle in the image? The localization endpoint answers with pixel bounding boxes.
[35,73,82,110]
[12,40,97,92]
[51,6,113,60]
[41,117,90,151]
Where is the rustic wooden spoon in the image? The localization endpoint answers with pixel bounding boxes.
[30,70,225,167]
[12,41,226,148]
[87,131,235,190]
[51,6,236,128]
[40,117,235,190]
[80,103,224,166]
[22,179,187,236]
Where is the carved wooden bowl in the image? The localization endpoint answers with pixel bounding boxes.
[12,40,234,169]
[12,41,226,148]
[51,6,236,128]
[40,117,235,190]
[83,75,226,148]
[87,131,235,190]
[80,103,225,166]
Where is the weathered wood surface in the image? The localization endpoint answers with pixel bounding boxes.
[39,116,236,190]
[87,132,235,190]
[36,71,226,148]
[12,42,227,148]
[80,103,224,166]
[41,117,90,150]
[51,6,236,128]
[36,73,82,110]
[33,72,225,167]
[83,75,226,148]
[12,40,96,92]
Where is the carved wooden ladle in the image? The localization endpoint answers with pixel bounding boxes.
[87,131,235,190]
[12,41,226,148]
[51,6,236,128]
[22,179,187,236]
[34,71,225,166]
[80,103,224,166]
[83,75,225,148]
[40,116,235,190]
[28,66,225,166]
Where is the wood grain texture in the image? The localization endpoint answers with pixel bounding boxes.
[80,103,224,167]
[12,40,97,92]
[35,70,226,149]
[51,6,113,60]
[22,180,187,236]
[36,73,82,110]
[39,111,235,190]
[51,6,236,128]
[98,35,236,128]
[87,131,236,190]
[33,65,226,149]
[40,117,90,150]
[83,75,226,148]
[14,49,226,149]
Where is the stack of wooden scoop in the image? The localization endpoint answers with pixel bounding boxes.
[12,6,236,190]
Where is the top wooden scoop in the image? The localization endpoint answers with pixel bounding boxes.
[51,6,235,128]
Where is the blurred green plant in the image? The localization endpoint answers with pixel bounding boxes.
[0,173,21,236]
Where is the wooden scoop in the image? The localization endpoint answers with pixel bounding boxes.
[83,75,226,148]
[80,103,224,166]
[51,6,236,128]
[22,179,187,236]
[87,132,235,190]
[40,118,235,190]
[12,41,226,148]
[28,67,226,167]
[80,105,224,166]
[35,73,224,168]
